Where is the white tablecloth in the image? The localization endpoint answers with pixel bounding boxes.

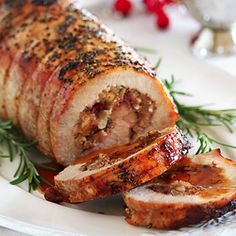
[1,1,236,235]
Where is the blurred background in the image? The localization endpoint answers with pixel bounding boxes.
[79,0,236,77]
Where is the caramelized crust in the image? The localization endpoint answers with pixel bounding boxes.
[45,127,189,203]
[124,149,236,229]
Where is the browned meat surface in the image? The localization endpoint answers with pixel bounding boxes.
[124,149,236,229]
[0,1,35,120]
[0,1,178,165]
[45,127,189,203]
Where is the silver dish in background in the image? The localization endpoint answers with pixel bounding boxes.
[184,0,236,57]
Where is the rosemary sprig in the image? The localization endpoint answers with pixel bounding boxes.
[164,76,236,154]
[134,46,157,54]
[0,120,53,191]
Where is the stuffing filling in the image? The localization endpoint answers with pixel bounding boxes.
[79,130,161,172]
[79,152,124,172]
[74,85,156,155]
[148,181,201,196]
[148,161,229,197]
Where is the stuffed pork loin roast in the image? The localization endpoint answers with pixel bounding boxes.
[0,0,178,165]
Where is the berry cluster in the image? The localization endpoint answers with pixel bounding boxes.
[113,0,174,30]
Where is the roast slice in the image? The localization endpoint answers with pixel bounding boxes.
[45,126,189,203]
[124,149,236,229]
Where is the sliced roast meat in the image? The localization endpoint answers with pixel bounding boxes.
[124,149,236,229]
[45,126,189,203]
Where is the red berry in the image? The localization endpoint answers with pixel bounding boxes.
[164,0,173,4]
[144,0,157,13]
[154,1,165,14]
[156,11,169,29]
[113,0,132,17]
[144,0,167,14]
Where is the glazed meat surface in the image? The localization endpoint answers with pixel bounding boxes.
[124,149,236,229]
[45,127,189,203]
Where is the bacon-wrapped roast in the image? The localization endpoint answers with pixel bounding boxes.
[0,0,178,165]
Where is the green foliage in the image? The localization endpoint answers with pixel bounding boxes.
[0,121,53,191]
[164,76,236,154]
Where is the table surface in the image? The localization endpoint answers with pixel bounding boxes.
[1,1,236,235]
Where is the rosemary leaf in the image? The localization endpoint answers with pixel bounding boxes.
[34,162,57,171]
[0,120,53,191]
[39,175,54,187]
[10,172,29,185]
[155,58,162,70]
[134,47,157,54]
[164,76,236,154]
